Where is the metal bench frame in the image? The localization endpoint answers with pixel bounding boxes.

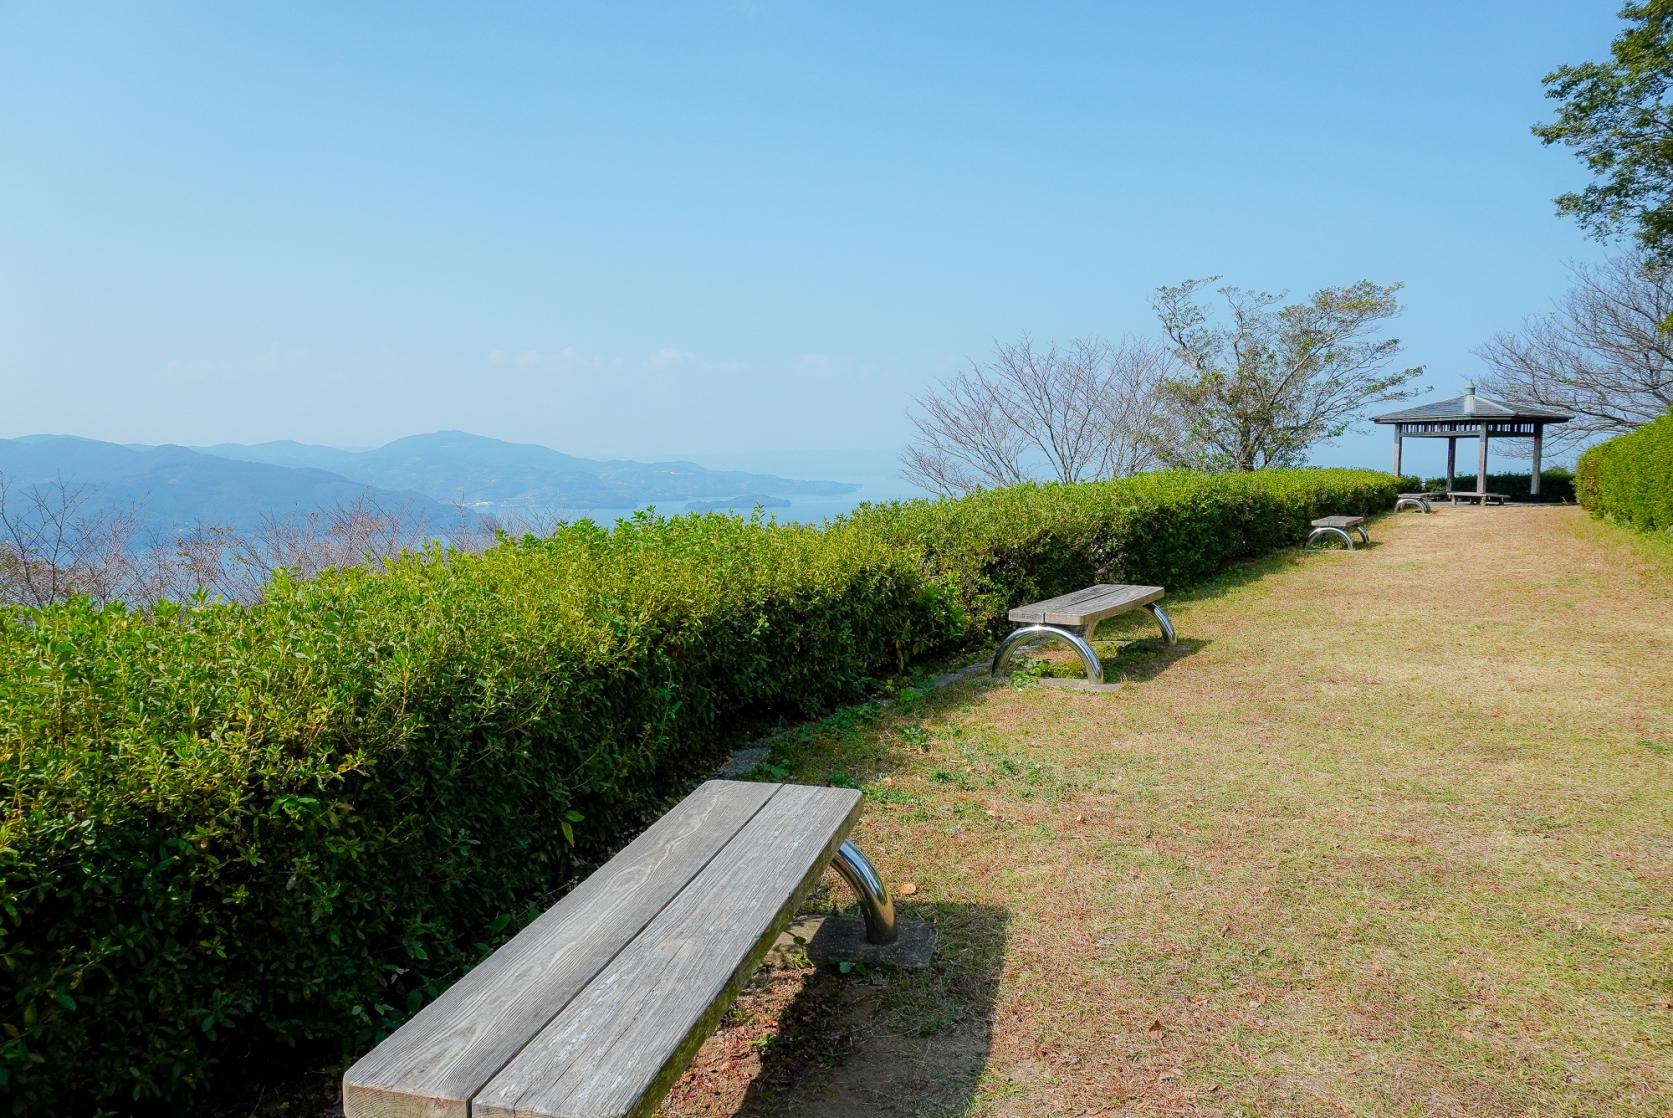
[1304,518,1370,551]
[1395,494,1432,513]
[991,600,1176,685]
[832,839,896,945]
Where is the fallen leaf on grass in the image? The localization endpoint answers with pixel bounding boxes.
[1146,1019,1166,1039]
[897,882,918,896]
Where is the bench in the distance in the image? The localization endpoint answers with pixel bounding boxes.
[1305,514,1370,551]
[991,583,1176,685]
[1395,492,1433,513]
[1442,491,1508,506]
[343,780,897,1118]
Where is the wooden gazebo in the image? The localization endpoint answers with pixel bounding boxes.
[1372,385,1573,497]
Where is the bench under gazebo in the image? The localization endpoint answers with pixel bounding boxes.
[1373,385,1573,500]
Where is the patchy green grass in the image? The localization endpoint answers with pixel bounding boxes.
[663,506,1673,1118]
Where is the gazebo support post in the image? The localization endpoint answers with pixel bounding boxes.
[1392,426,1403,477]
[1531,425,1543,497]
[1476,428,1489,497]
[1446,438,1457,492]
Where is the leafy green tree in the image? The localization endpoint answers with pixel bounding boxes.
[1152,279,1423,471]
[1536,1,1673,256]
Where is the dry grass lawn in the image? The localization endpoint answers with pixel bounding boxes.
[660,506,1673,1118]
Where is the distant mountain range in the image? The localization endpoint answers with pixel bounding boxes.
[196,431,857,512]
[0,431,859,538]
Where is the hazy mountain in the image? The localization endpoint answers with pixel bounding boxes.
[0,435,471,538]
[0,432,865,540]
[199,430,859,513]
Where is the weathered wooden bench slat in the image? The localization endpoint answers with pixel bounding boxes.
[1310,515,1365,529]
[341,780,779,1118]
[472,784,864,1118]
[1008,583,1164,628]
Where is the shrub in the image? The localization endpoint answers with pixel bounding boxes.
[1421,469,1577,502]
[1576,411,1673,531]
[851,469,1400,641]
[0,514,950,1114]
[0,469,1395,1114]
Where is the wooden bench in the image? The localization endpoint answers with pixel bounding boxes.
[1395,492,1433,513]
[990,583,1176,685]
[1304,514,1370,551]
[1442,491,1507,506]
[343,780,898,1118]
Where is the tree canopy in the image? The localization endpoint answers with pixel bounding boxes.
[1536,1,1673,257]
[1152,279,1423,471]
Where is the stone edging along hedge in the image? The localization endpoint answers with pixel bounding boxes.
[0,467,1397,1114]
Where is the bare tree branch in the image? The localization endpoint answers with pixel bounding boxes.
[1476,249,1673,456]
[0,475,501,609]
[901,334,1178,495]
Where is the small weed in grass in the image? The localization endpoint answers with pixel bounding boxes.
[1009,657,1049,688]
[753,758,794,782]
[864,783,922,806]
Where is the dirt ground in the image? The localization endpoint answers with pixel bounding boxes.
[658,506,1673,1118]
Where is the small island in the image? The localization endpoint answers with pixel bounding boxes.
[685,494,793,513]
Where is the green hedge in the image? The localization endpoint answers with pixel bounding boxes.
[851,469,1400,642]
[1417,469,1576,502]
[0,469,1397,1114]
[1576,412,1673,531]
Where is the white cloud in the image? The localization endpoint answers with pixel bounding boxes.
[643,346,696,371]
[488,347,618,371]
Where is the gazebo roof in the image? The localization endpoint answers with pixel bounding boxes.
[1372,385,1573,425]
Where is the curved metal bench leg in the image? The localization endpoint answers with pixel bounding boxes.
[1304,527,1355,551]
[990,624,1103,683]
[1354,525,1370,545]
[832,839,897,945]
[1143,602,1177,644]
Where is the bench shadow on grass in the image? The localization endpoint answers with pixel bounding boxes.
[1103,635,1207,685]
[720,901,1009,1118]
[1011,634,1208,687]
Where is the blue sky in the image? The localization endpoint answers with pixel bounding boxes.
[0,1,1625,482]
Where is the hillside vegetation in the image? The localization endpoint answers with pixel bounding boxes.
[0,468,1395,1114]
